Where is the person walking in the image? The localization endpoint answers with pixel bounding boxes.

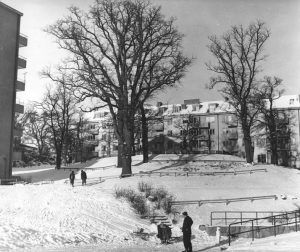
[81,170,87,186]
[181,211,193,252]
[69,170,75,187]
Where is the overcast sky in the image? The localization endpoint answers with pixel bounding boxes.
[4,0,300,105]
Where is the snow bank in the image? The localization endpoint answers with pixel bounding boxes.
[4,154,300,251]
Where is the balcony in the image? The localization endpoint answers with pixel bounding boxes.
[13,127,23,137]
[15,103,24,114]
[12,151,22,161]
[228,132,238,140]
[19,34,28,47]
[18,56,27,69]
[16,80,25,91]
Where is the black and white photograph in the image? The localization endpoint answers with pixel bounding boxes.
[1,0,300,251]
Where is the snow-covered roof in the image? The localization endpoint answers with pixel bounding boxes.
[160,100,234,116]
[273,95,300,109]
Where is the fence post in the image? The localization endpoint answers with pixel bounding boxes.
[295,211,298,232]
[274,216,276,237]
[256,212,258,225]
[228,224,231,246]
[240,212,242,224]
[251,220,254,241]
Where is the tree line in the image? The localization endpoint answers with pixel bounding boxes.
[17,0,291,171]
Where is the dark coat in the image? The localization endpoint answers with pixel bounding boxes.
[81,171,87,180]
[69,172,75,181]
[182,215,193,234]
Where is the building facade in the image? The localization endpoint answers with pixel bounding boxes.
[86,95,300,168]
[0,2,27,179]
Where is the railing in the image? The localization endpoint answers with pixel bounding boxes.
[149,159,246,163]
[139,168,266,177]
[170,195,278,207]
[211,211,285,226]
[228,209,300,245]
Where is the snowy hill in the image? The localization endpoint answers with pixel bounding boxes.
[3,154,300,251]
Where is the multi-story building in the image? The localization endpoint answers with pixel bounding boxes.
[86,95,300,168]
[149,99,243,156]
[253,95,300,167]
[0,2,27,179]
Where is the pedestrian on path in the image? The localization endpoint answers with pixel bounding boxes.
[181,211,193,252]
[69,170,75,187]
[81,170,87,186]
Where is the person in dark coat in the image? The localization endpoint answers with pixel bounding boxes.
[181,211,193,252]
[81,170,87,186]
[157,222,172,244]
[69,171,75,187]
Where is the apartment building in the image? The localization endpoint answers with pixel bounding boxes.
[149,99,243,156]
[86,95,300,168]
[253,95,300,167]
[0,2,27,179]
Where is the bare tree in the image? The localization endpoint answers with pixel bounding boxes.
[206,21,270,163]
[16,107,51,162]
[45,0,192,176]
[256,76,291,165]
[38,83,77,169]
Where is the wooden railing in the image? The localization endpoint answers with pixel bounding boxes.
[170,195,278,207]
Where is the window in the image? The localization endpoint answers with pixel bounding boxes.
[88,135,96,140]
[90,124,96,129]
[290,99,294,105]
[206,116,215,123]
[210,129,215,135]
[208,104,216,113]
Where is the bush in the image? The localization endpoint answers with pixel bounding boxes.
[151,187,169,209]
[114,187,136,202]
[114,187,148,215]
[131,194,148,215]
[161,195,176,214]
[137,181,153,197]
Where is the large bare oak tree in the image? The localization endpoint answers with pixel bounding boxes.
[45,0,191,176]
[206,21,270,163]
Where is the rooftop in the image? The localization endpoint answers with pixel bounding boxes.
[0,1,23,16]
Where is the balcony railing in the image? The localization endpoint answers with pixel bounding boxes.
[12,151,22,161]
[228,132,238,139]
[15,102,24,114]
[19,34,28,47]
[18,56,27,69]
[16,79,25,91]
[13,127,23,137]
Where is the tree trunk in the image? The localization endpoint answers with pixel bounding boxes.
[140,104,149,163]
[56,150,62,169]
[121,127,132,177]
[270,136,278,165]
[243,136,253,163]
[117,110,124,168]
[121,111,133,177]
[117,140,123,168]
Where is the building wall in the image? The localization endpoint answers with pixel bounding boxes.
[0,4,21,178]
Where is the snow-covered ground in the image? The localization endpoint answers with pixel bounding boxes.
[2,154,300,251]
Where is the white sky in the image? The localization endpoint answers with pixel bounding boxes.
[3,0,300,105]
